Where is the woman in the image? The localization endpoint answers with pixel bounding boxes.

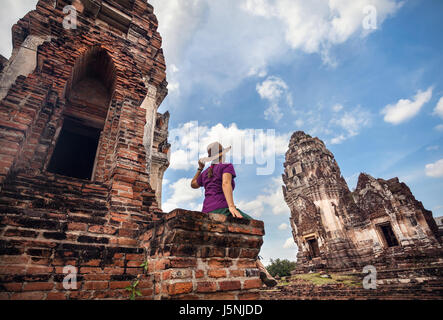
[191,142,277,287]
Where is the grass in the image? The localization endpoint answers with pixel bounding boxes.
[293,273,362,287]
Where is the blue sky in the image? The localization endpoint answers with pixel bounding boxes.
[1,0,443,265]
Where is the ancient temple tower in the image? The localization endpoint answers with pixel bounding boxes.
[283,131,442,273]
[282,131,361,271]
[0,0,169,204]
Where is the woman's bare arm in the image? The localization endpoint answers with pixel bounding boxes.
[222,173,242,218]
[191,161,205,189]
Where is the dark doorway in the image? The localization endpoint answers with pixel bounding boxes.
[47,118,101,180]
[379,223,399,247]
[307,238,320,259]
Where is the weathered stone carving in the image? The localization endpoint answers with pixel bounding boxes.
[283,131,442,273]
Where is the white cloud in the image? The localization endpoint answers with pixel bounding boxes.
[167,81,180,93]
[330,107,372,144]
[292,103,372,145]
[248,66,268,78]
[331,135,346,145]
[242,0,402,66]
[256,76,292,123]
[332,104,344,112]
[150,0,208,66]
[162,178,203,212]
[278,223,288,230]
[237,177,289,217]
[295,119,304,127]
[381,87,433,125]
[434,97,443,119]
[168,121,290,171]
[256,76,288,101]
[435,124,443,131]
[425,159,443,178]
[263,104,284,123]
[151,0,402,103]
[283,237,297,249]
[237,198,266,218]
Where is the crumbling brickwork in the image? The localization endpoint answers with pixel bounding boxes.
[0,0,264,300]
[283,131,442,273]
[141,210,264,300]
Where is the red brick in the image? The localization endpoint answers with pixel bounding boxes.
[88,225,117,235]
[196,281,217,293]
[168,282,193,296]
[82,259,101,267]
[208,269,227,278]
[195,270,205,278]
[109,281,131,289]
[26,266,53,274]
[169,257,197,268]
[208,258,232,268]
[23,282,54,291]
[127,260,144,267]
[83,274,111,281]
[243,279,262,290]
[240,249,259,259]
[138,289,153,298]
[0,266,27,275]
[80,267,104,274]
[118,238,137,246]
[46,292,67,300]
[126,254,144,261]
[83,281,108,290]
[68,223,87,231]
[236,259,257,268]
[229,269,245,278]
[219,280,241,292]
[0,256,28,264]
[3,282,23,291]
[11,292,45,300]
[137,280,153,289]
[162,270,172,280]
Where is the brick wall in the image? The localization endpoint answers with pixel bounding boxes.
[0,179,265,300]
[141,210,265,300]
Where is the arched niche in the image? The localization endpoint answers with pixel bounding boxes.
[47,46,116,180]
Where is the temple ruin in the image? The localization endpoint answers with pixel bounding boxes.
[283,131,442,273]
[0,0,264,300]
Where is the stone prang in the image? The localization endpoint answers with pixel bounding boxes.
[283,131,442,273]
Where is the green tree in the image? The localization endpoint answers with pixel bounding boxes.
[266,258,297,277]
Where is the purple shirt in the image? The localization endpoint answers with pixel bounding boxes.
[197,163,236,213]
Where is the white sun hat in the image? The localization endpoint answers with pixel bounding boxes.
[199,142,231,164]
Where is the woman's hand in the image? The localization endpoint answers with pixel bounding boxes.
[229,206,243,219]
[191,161,205,189]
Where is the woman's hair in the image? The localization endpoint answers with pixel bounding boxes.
[207,144,223,179]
